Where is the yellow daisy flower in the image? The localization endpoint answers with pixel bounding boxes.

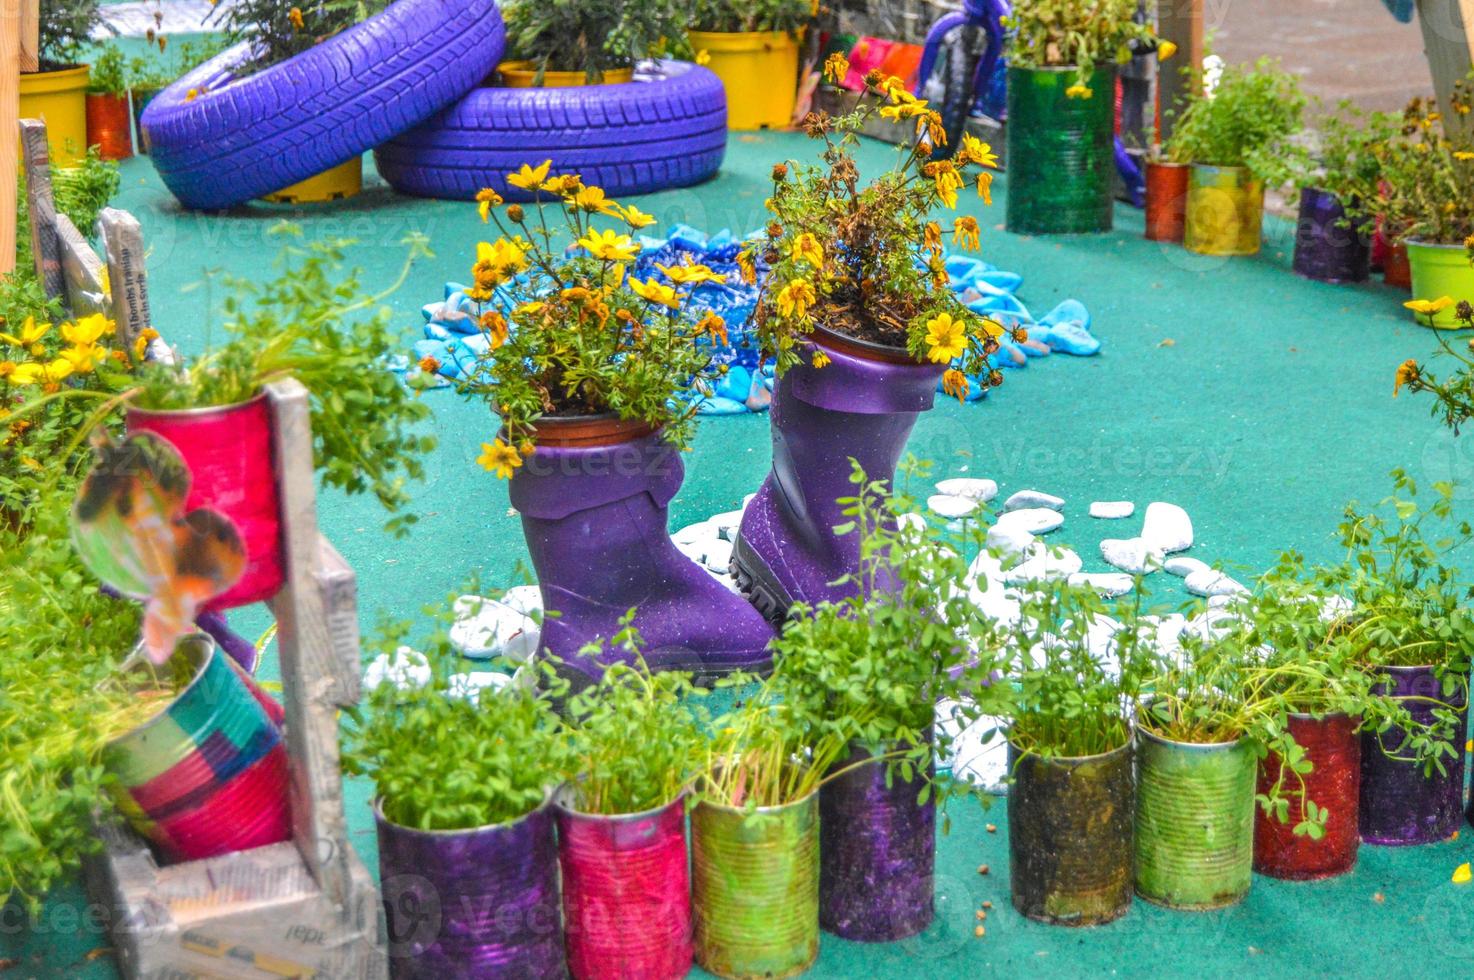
[657,261,727,285]
[776,279,816,319]
[578,228,640,262]
[573,185,622,216]
[790,233,825,268]
[1065,84,1093,100]
[1404,296,1454,315]
[952,216,981,251]
[621,204,657,229]
[476,188,503,222]
[0,317,51,356]
[507,160,553,191]
[477,439,524,479]
[942,369,969,402]
[630,277,681,309]
[924,312,967,363]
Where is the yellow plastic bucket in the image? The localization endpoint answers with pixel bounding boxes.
[262,156,364,204]
[497,61,635,88]
[688,30,801,130]
[19,64,91,166]
[1406,240,1474,329]
[1184,164,1264,257]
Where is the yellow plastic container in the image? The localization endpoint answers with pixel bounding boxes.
[19,64,91,166]
[1406,240,1474,329]
[1184,164,1265,257]
[688,30,801,130]
[262,156,364,204]
[497,61,635,88]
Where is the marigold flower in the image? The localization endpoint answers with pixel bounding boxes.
[824,52,850,83]
[477,438,524,479]
[418,355,441,374]
[507,160,553,191]
[924,312,967,363]
[476,188,503,222]
[942,369,969,402]
[630,277,681,309]
[1394,358,1420,395]
[288,7,304,30]
[578,228,640,262]
[952,216,981,251]
[776,279,816,319]
[790,233,824,268]
[621,204,657,229]
[573,185,622,216]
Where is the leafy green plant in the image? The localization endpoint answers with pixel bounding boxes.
[37,0,101,66]
[207,0,391,78]
[1397,299,1474,432]
[1295,100,1400,213]
[129,225,437,534]
[345,605,570,831]
[14,148,121,282]
[1166,56,1307,187]
[502,0,689,82]
[560,622,709,815]
[86,45,129,95]
[127,37,233,91]
[1366,84,1474,245]
[1003,0,1160,84]
[691,0,811,34]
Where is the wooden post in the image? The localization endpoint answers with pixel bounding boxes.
[2,0,21,276]
[1157,0,1205,143]
[1419,0,1474,134]
[20,119,65,298]
[19,0,38,73]
[98,208,153,347]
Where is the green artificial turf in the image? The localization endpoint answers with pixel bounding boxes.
[5,131,1474,978]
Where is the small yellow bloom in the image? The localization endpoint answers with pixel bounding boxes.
[514,301,546,319]
[942,369,969,402]
[790,233,824,269]
[811,350,831,369]
[1065,84,1093,100]
[630,277,681,309]
[0,316,51,355]
[924,312,967,363]
[952,216,981,251]
[418,355,441,374]
[573,185,622,216]
[1404,296,1454,315]
[480,311,509,347]
[1393,358,1420,395]
[959,133,1000,169]
[695,49,711,66]
[657,261,726,285]
[541,173,583,195]
[933,166,963,209]
[8,358,74,386]
[288,7,304,30]
[507,160,553,191]
[1158,40,1177,61]
[736,249,757,285]
[976,171,994,206]
[477,439,524,479]
[185,88,200,102]
[61,313,112,347]
[979,317,1004,339]
[621,204,657,229]
[695,311,728,345]
[824,52,850,83]
[578,228,640,262]
[1454,862,1472,884]
[476,188,503,222]
[880,99,930,123]
[476,237,530,280]
[1456,151,1474,161]
[58,343,105,373]
[0,361,15,380]
[776,279,817,319]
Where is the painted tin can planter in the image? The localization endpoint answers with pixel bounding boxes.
[104,633,291,863]
[127,392,285,610]
[1292,188,1370,284]
[1360,665,1469,846]
[1253,713,1360,880]
[1383,239,1412,289]
[1134,727,1255,910]
[1184,164,1265,257]
[19,64,91,166]
[1406,240,1474,328]
[1008,739,1134,925]
[85,92,134,160]
[688,30,801,130]
[555,788,692,980]
[819,743,935,941]
[1004,65,1117,235]
[692,788,819,979]
[376,797,566,979]
[1144,160,1190,243]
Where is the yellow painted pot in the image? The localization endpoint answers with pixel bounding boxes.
[1184,164,1265,257]
[19,64,91,166]
[1405,240,1474,329]
[261,156,364,204]
[497,61,635,88]
[688,30,800,130]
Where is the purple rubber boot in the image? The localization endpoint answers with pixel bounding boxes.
[732,329,943,622]
[509,427,775,690]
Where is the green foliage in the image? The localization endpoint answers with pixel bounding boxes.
[691,0,811,34]
[208,0,391,77]
[15,148,121,280]
[502,0,689,81]
[1003,0,1158,79]
[1299,101,1401,212]
[561,622,709,815]
[130,226,437,535]
[86,45,129,95]
[126,37,233,90]
[1366,85,1474,245]
[344,606,570,831]
[1167,57,1307,186]
[1399,301,1474,432]
[38,0,102,65]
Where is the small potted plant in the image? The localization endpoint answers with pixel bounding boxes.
[688,0,811,129]
[20,0,100,165]
[346,612,571,978]
[1000,580,1151,925]
[1144,137,1192,243]
[84,45,133,160]
[1170,57,1306,257]
[457,174,773,686]
[1368,88,1474,327]
[556,624,708,980]
[733,63,1003,621]
[1000,0,1161,234]
[501,0,688,86]
[1288,102,1398,284]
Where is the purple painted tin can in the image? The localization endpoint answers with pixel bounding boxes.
[1292,186,1370,283]
[375,797,566,979]
[819,742,936,941]
[1359,665,1469,846]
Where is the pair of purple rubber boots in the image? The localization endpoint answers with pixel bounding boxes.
[509,343,941,689]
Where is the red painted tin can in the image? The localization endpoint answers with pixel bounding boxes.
[1144,160,1190,243]
[555,789,692,980]
[1253,712,1360,880]
[127,392,285,610]
[85,92,133,160]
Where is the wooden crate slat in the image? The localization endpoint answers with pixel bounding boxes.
[19,119,65,298]
[98,208,155,349]
[54,213,111,317]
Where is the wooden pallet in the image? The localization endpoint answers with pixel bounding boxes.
[16,117,388,979]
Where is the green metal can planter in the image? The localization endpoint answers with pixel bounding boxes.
[1184,164,1265,257]
[691,787,820,979]
[1008,739,1135,926]
[1134,727,1256,910]
[1406,240,1474,328]
[1004,65,1117,235]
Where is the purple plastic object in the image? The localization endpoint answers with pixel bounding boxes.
[1359,665,1469,846]
[195,610,258,674]
[819,743,936,941]
[508,429,775,688]
[375,799,566,979]
[1292,187,1371,283]
[914,0,1010,111]
[732,328,942,621]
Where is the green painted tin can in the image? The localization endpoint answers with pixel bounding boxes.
[1004,65,1116,235]
[1184,164,1265,256]
[692,788,820,979]
[1134,727,1256,910]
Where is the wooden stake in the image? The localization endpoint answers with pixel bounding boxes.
[1157,0,1205,144]
[98,208,154,346]
[2,1,21,276]
[1419,0,1474,134]
[20,119,64,297]
[19,0,39,73]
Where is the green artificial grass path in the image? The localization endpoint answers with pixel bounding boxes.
[6,131,1474,978]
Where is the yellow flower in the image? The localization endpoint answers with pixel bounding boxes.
[1456,151,1474,161]
[573,185,622,216]
[477,237,530,280]
[0,361,15,380]
[477,439,524,479]
[657,261,726,285]
[1404,296,1454,315]
[976,171,994,206]
[952,216,980,251]
[790,233,824,268]
[1393,358,1420,395]
[924,312,967,363]
[507,160,553,191]
[541,173,583,196]
[184,88,200,102]
[1158,40,1177,61]
[824,52,850,83]
[621,204,657,229]
[933,166,963,209]
[811,350,831,369]
[8,358,74,386]
[776,279,816,319]
[578,228,640,262]
[942,369,969,402]
[132,327,159,361]
[1065,84,1093,100]
[630,277,681,309]
[979,317,1004,339]
[480,311,509,347]
[959,133,1000,169]
[58,343,106,373]
[0,316,51,356]
[880,99,930,123]
[695,311,728,345]
[61,313,113,347]
[476,188,503,222]
[418,355,441,374]
[1454,862,1472,884]
[514,301,546,319]
[695,49,711,66]
[736,248,757,285]
[288,7,304,30]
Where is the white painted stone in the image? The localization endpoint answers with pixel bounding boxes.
[1163,555,1211,578]
[673,520,717,545]
[1068,571,1135,597]
[450,596,541,660]
[742,492,757,508]
[1003,489,1065,512]
[898,512,929,534]
[1184,568,1248,598]
[709,509,745,540]
[986,522,1036,558]
[1089,500,1135,519]
[364,647,431,691]
[703,538,734,574]
[968,549,1006,586]
[936,701,1010,794]
[500,585,543,617]
[675,537,711,563]
[928,494,981,519]
[936,477,998,502]
[1141,502,1193,553]
[1099,537,1162,575]
[996,507,1064,535]
[1003,542,1083,584]
[448,671,514,703]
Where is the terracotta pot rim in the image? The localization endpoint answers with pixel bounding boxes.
[106,633,216,747]
[126,388,268,421]
[1146,159,1190,170]
[809,321,923,366]
[553,783,687,822]
[520,412,661,447]
[373,790,554,838]
[1136,722,1244,751]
